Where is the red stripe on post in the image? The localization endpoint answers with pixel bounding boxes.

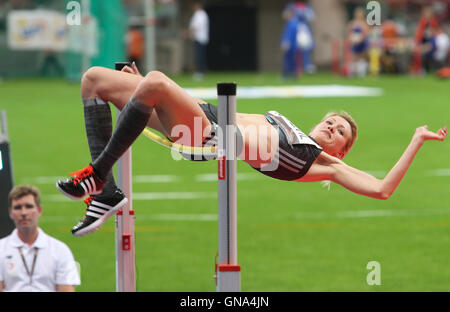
[217,264,241,272]
[218,156,226,180]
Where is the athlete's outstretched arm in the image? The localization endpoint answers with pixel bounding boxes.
[329,125,447,199]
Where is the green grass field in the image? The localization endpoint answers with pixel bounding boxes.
[1,72,450,291]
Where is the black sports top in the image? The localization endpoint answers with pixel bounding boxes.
[252,111,323,181]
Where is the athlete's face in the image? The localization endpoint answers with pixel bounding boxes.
[310,116,352,159]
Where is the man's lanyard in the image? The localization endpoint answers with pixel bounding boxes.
[18,247,39,285]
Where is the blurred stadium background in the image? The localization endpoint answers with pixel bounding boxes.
[1,0,449,292]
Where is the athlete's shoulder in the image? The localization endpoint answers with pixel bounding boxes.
[315,151,341,165]
[294,151,339,182]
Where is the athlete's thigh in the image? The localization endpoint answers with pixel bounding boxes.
[92,67,168,136]
[93,67,143,109]
[152,73,210,146]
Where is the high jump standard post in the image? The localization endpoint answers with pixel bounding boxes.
[114,62,136,292]
[216,83,241,292]
[111,70,238,291]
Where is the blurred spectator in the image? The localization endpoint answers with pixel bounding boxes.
[382,17,398,50]
[432,25,449,70]
[368,25,382,76]
[186,2,209,81]
[413,5,439,74]
[293,1,315,74]
[0,185,80,292]
[420,25,437,73]
[127,26,145,70]
[380,17,399,73]
[281,3,300,79]
[346,7,369,77]
[40,50,64,77]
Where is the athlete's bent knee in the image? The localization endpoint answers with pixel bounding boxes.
[81,66,107,98]
[136,71,171,100]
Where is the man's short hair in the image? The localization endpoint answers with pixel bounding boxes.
[8,185,41,209]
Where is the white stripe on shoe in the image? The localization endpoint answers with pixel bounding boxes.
[79,182,89,195]
[90,200,116,210]
[87,206,109,214]
[89,177,96,192]
[73,198,128,237]
[86,210,103,218]
[82,180,91,194]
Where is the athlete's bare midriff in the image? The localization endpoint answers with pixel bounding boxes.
[236,113,279,168]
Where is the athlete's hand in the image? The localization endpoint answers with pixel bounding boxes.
[414,125,447,142]
[121,61,143,77]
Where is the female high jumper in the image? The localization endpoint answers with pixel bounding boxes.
[56,63,447,236]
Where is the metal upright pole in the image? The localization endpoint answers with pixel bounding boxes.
[144,0,156,73]
[114,62,136,292]
[0,111,15,239]
[81,0,91,74]
[216,83,241,292]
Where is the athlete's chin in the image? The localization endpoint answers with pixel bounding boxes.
[314,136,331,148]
